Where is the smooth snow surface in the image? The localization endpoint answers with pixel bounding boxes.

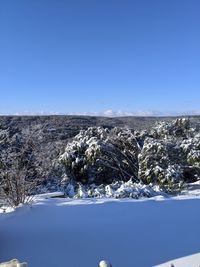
[155,252,200,267]
[1,194,200,267]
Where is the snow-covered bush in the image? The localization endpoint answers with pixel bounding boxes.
[151,118,191,139]
[59,179,164,199]
[180,133,200,166]
[187,150,200,167]
[0,126,54,207]
[139,119,200,185]
[58,119,200,192]
[59,127,140,185]
[138,137,185,184]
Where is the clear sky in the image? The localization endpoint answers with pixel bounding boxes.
[0,0,200,115]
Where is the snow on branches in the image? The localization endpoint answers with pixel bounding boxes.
[60,118,200,195]
[59,127,140,185]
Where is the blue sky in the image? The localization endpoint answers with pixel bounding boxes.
[0,0,200,115]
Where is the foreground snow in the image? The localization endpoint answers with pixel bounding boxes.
[156,252,200,267]
[1,192,200,267]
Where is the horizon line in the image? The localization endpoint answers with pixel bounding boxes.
[0,110,200,118]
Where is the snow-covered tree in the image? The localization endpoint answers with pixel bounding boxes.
[59,119,200,195]
[0,125,59,206]
[59,127,140,186]
[139,118,200,185]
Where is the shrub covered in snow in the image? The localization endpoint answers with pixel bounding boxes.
[60,179,164,199]
[181,133,200,167]
[138,137,184,184]
[138,119,200,185]
[150,118,191,139]
[59,118,200,193]
[59,127,140,185]
[0,126,62,206]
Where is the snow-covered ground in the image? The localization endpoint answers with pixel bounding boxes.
[1,185,200,267]
[156,252,200,267]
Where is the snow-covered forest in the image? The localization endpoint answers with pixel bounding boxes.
[0,116,200,206]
